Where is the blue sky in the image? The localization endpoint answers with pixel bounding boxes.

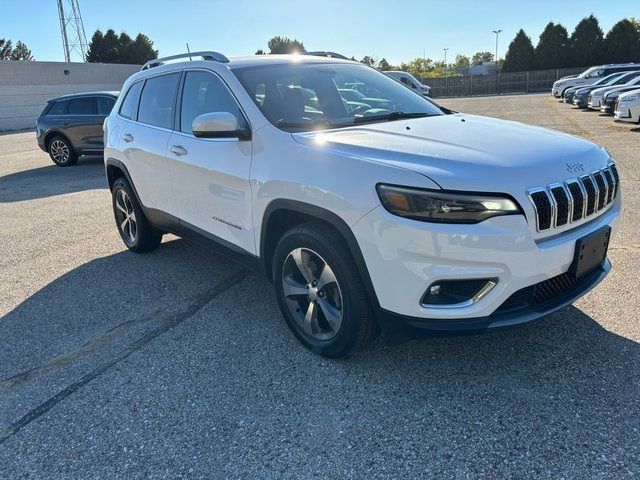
[3,0,639,64]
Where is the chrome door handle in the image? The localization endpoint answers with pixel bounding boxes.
[122,133,134,143]
[169,145,188,156]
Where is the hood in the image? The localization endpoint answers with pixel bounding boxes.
[293,113,610,195]
[604,85,640,98]
[619,88,640,100]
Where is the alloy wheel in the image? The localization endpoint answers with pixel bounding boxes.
[114,189,137,244]
[50,140,70,164]
[281,247,343,341]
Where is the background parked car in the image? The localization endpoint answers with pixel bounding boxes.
[572,71,640,108]
[384,71,431,96]
[564,72,628,105]
[588,76,640,112]
[614,89,640,124]
[36,91,118,166]
[551,63,640,98]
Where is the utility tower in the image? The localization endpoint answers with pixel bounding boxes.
[57,0,89,62]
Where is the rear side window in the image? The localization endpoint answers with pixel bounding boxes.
[179,70,246,134]
[48,100,69,115]
[97,96,116,115]
[138,73,181,129]
[68,97,95,115]
[119,81,143,120]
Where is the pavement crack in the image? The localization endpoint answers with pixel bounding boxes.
[0,269,249,444]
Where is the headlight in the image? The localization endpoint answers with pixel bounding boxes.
[621,94,638,102]
[376,184,521,224]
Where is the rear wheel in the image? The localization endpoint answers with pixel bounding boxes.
[47,135,78,166]
[273,222,378,358]
[111,177,162,253]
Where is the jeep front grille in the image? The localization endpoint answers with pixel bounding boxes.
[527,164,619,232]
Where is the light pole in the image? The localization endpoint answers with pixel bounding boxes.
[492,29,502,67]
[443,48,449,95]
[492,30,502,95]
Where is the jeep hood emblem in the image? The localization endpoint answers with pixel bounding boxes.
[566,162,585,172]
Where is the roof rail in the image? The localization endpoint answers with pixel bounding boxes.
[141,51,230,70]
[305,51,350,60]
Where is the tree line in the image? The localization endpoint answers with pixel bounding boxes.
[502,16,640,72]
[0,38,33,61]
[85,29,158,64]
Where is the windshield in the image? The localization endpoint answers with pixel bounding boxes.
[595,73,624,86]
[615,72,640,84]
[232,62,444,132]
[579,67,601,79]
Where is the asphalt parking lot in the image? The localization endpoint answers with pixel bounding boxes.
[1,93,639,479]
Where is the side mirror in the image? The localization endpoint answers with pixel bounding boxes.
[192,112,251,140]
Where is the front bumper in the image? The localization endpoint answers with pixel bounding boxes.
[600,100,616,114]
[573,98,588,108]
[614,104,640,123]
[352,201,620,336]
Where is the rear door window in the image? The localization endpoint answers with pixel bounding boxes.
[138,73,181,129]
[48,100,69,115]
[68,96,95,115]
[119,81,143,120]
[97,96,116,115]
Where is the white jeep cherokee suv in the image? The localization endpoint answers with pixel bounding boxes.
[104,52,621,358]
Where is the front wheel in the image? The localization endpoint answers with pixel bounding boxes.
[111,177,162,253]
[47,135,78,166]
[273,222,378,358]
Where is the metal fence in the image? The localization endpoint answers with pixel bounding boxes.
[425,67,587,98]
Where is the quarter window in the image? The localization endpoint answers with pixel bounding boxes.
[180,70,246,134]
[68,96,95,115]
[97,96,116,115]
[119,81,143,120]
[138,73,181,129]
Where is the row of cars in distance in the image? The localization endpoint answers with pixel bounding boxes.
[552,63,640,125]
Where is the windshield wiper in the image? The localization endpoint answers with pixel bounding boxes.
[276,119,337,130]
[353,112,434,124]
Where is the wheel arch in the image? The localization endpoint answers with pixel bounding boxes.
[105,158,144,207]
[259,199,381,310]
[44,130,71,151]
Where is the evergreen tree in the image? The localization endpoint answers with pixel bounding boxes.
[85,30,104,63]
[502,29,535,72]
[569,15,604,67]
[534,22,569,69]
[0,38,13,60]
[125,34,158,64]
[377,58,392,70]
[603,19,640,63]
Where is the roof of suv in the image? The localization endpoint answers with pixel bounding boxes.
[48,91,119,103]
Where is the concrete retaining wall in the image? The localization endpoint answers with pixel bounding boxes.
[0,61,140,131]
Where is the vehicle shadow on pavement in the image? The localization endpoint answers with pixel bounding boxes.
[0,156,106,203]
[1,239,638,476]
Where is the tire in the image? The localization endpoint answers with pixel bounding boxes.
[273,222,378,358]
[47,135,78,166]
[111,177,162,253]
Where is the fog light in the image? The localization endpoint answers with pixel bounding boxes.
[421,278,498,307]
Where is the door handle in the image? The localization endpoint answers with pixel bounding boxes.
[169,145,188,156]
[122,133,134,143]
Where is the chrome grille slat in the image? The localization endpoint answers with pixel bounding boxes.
[528,162,619,232]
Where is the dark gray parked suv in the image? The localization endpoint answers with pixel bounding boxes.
[36,91,118,166]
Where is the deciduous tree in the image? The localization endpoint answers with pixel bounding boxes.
[471,51,494,63]
[267,36,305,54]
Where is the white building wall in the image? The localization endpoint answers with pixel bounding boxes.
[0,61,139,131]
